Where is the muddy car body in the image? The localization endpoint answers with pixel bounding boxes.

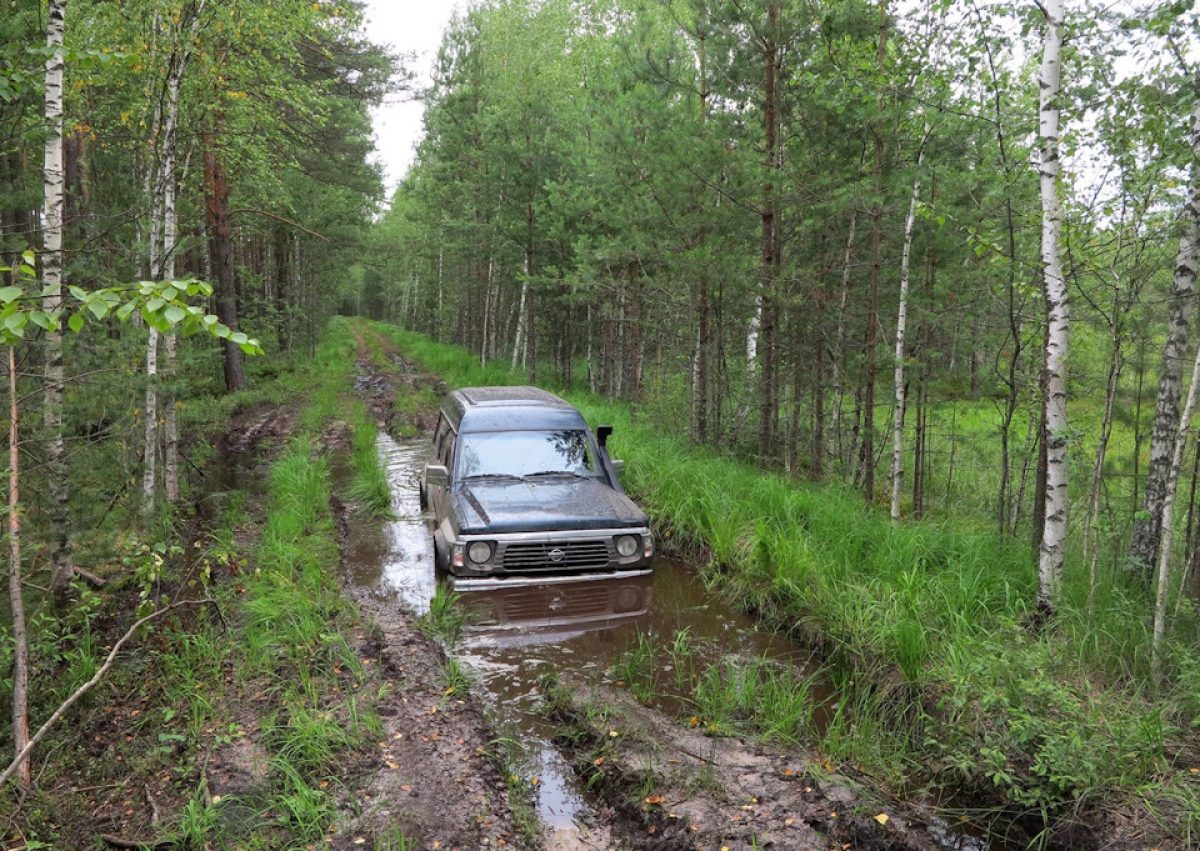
[421,386,653,588]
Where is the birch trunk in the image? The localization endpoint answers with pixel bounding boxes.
[1152,337,1200,687]
[1036,0,1068,613]
[43,0,70,592]
[889,126,928,520]
[143,3,202,513]
[1131,97,1200,575]
[8,347,29,786]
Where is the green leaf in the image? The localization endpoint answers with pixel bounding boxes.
[68,312,85,333]
[69,285,88,301]
[0,286,23,304]
[164,305,186,324]
[230,331,249,345]
[145,296,166,312]
[86,300,109,320]
[116,302,136,322]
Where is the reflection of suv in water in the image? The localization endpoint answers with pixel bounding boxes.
[420,386,654,588]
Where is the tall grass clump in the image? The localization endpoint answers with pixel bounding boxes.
[346,407,393,517]
[244,438,352,675]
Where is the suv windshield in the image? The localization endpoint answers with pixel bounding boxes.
[457,429,601,480]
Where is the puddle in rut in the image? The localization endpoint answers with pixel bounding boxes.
[345,433,833,847]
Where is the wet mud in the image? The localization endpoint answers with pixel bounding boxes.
[334,434,529,849]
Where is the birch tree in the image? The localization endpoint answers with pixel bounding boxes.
[1036,0,1068,613]
[43,0,69,593]
[890,124,929,520]
[142,3,202,517]
[1131,89,1200,575]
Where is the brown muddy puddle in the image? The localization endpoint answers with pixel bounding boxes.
[342,433,841,847]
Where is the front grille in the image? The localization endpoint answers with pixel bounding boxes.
[499,539,611,571]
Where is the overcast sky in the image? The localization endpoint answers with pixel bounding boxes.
[362,1,463,195]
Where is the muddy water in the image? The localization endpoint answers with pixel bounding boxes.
[343,437,437,612]
[344,433,835,848]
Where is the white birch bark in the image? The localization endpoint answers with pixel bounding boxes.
[142,327,159,517]
[889,125,929,521]
[1132,97,1200,571]
[43,0,70,591]
[746,293,762,373]
[8,347,30,785]
[1036,0,1068,612]
[1151,337,1200,686]
[143,2,203,514]
[512,246,529,372]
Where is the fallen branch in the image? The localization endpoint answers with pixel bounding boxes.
[75,567,107,588]
[0,597,213,789]
[100,833,170,849]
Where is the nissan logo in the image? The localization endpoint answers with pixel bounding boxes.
[548,547,566,563]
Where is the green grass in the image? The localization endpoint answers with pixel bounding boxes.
[418,585,469,645]
[347,408,394,517]
[377,321,1200,845]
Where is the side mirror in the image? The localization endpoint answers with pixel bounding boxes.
[611,459,626,476]
[425,464,449,488]
[597,424,613,448]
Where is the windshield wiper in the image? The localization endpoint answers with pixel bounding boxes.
[463,473,523,481]
[523,470,585,479]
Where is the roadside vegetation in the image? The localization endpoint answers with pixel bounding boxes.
[379,322,1200,847]
[0,319,419,848]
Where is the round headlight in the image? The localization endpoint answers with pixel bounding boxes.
[467,541,493,564]
[616,535,639,557]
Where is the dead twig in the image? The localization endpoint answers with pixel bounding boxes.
[99,834,170,849]
[0,598,214,789]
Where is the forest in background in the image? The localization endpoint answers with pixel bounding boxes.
[369,0,1200,643]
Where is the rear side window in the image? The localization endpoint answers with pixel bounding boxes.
[434,414,455,467]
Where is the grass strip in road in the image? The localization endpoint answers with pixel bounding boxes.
[376,321,1200,847]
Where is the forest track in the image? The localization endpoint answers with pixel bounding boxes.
[333,324,531,849]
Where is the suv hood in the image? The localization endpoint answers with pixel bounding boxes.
[453,478,647,534]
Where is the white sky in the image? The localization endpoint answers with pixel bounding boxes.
[362,1,464,195]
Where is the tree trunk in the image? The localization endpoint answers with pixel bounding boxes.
[203,128,245,392]
[1152,335,1200,687]
[831,212,856,473]
[1085,321,1124,600]
[757,2,781,465]
[1036,0,1068,613]
[43,0,70,593]
[889,126,928,520]
[860,0,888,502]
[1131,97,1200,575]
[8,347,30,786]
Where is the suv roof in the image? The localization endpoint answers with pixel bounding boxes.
[444,386,588,433]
